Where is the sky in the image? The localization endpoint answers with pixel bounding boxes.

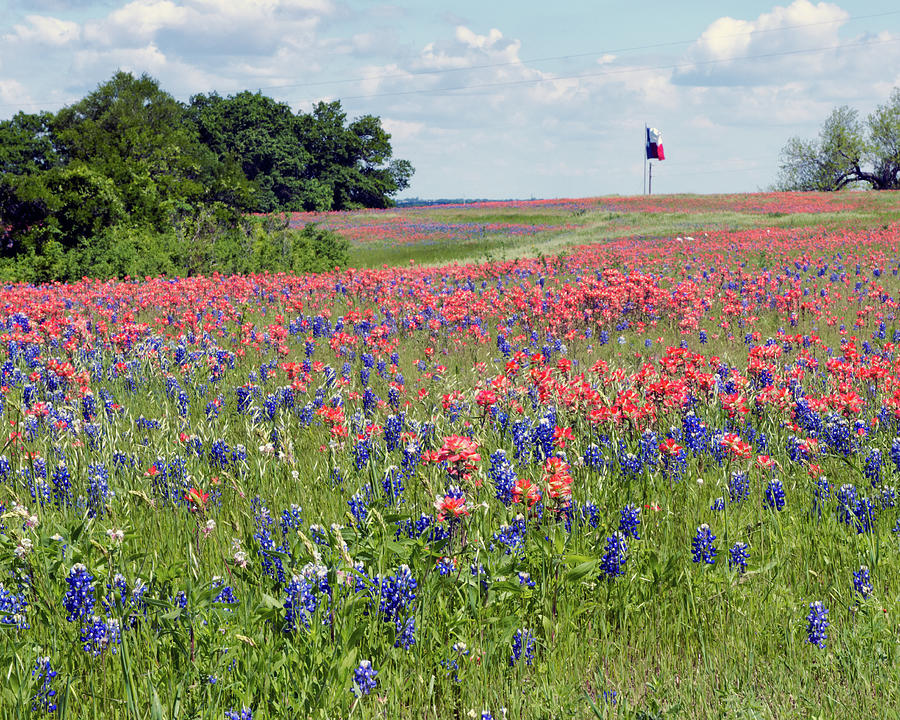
[1,0,900,199]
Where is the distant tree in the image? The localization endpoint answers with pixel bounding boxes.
[188,94,414,211]
[0,111,59,175]
[0,71,404,281]
[52,71,251,227]
[187,91,316,212]
[299,101,413,210]
[777,89,900,190]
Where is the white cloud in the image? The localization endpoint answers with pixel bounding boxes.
[675,0,858,86]
[382,117,424,141]
[0,79,34,109]
[4,14,81,45]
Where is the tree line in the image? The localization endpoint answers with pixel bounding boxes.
[776,88,900,191]
[0,71,414,282]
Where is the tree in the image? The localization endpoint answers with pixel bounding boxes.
[187,91,314,212]
[0,111,59,175]
[52,71,251,227]
[776,88,900,190]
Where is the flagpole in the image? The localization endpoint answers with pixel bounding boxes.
[649,162,652,195]
[643,124,647,195]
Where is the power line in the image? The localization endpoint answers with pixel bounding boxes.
[254,9,900,93]
[324,36,900,103]
[1,9,899,112]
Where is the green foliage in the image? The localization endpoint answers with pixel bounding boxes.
[0,111,58,175]
[777,88,900,190]
[0,71,404,282]
[187,91,314,212]
[187,93,414,212]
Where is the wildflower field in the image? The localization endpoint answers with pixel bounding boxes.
[4,191,900,719]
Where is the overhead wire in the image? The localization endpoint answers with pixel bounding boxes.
[1,9,899,111]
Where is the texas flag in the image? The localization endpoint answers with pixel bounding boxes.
[646,127,665,160]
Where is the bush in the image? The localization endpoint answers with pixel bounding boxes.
[0,207,349,283]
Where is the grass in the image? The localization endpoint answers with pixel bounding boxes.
[347,191,900,268]
[2,191,900,718]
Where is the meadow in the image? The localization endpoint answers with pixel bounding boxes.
[2,191,900,719]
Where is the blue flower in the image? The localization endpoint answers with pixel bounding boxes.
[352,660,378,697]
[618,504,641,540]
[509,628,535,666]
[224,708,253,720]
[728,542,749,573]
[0,583,29,629]
[691,524,717,565]
[600,533,628,579]
[806,601,829,648]
[765,479,785,511]
[31,656,58,714]
[728,471,750,504]
[63,564,95,622]
[852,566,872,598]
[81,616,122,657]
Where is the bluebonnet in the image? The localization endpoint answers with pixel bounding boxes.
[470,563,489,592]
[0,583,29,629]
[890,437,900,474]
[822,415,852,456]
[880,485,896,509]
[583,444,604,470]
[854,496,876,534]
[853,566,872,598]
[639,430,659,469]
[104,574,129,611]
[618,504,641,540]
[212,579,239,609]
[600,533,628,579]
[710,497,725,511]
[728,542,749,573]
[488,449,517,505]
[836,484,858,526]
[51,463,72,509]
[864,448,883,486]
[283,564,331,631]
[63,564,95,622]
[806,601,829,648]
[384,414,404,452]
[577,502,601,529]
[279,504,303,536]
[252,497,287,584]
[381,467,405,506]
[348,488,370,526]
[31,657,58,714]
[436,557,456,576]
[728,471,750,504]
[813,476,831,517]
[532,416,555,460]
[618,448,643,479]
[691,524,717,564]
[86,463,110,519]
[441,642,470,682]
[352,660,377,696]
[765,479,785,511]
[511,419,532,462]
[509,628,535,666]
[81,616,122,656]
[353,436,372,470]
[491,516,527,555]
[224,709,253,720]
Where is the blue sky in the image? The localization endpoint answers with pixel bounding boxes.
[2,0,900,199]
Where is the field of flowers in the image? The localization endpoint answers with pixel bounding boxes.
[3,192,900,718]
[289,191,900,270]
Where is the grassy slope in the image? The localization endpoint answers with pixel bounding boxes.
[349,192,900,269]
